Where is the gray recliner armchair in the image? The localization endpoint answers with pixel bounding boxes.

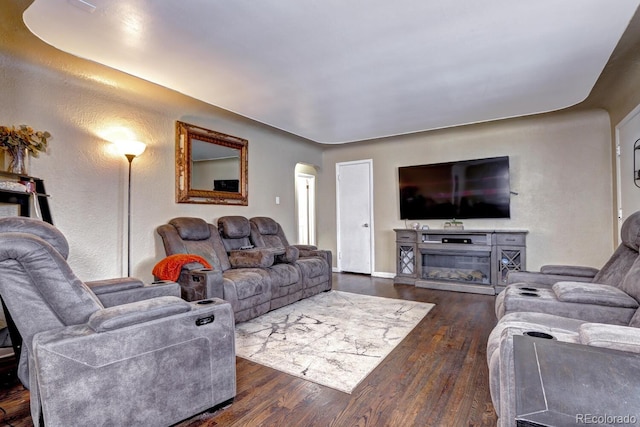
[488,307,640,426]
[504,210,640,289]
[0,217,236,427]
[489,240,640,426]
[0,217,182,385]
[496,211,640,324]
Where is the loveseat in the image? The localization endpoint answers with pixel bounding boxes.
[156,216,332,322]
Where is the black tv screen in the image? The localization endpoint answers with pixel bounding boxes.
[399,156,511,220]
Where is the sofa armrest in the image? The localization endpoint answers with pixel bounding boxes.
[293,244,318,251]
[506,270,593,286]
[273,246,299,263]
[189,268,224,300]
[552,281,639,308]
[86,277,143,295]
[88,296,192,332]
[229,249,275,268]
[296,246,330,260]
[178,261,208,271]
[87,277,181,307]
[540,265,599,278]
[579,323,640,354]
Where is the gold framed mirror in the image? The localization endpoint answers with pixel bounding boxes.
[176,121,248,205]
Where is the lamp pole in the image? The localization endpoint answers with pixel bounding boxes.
[113,139,146,277]
[125,153,135,277]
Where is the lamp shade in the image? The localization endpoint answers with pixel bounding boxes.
[113,140,146,157]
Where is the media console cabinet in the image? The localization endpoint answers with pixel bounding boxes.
[394,228,527,295]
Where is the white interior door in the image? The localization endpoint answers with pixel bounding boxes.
[616,104,640,235]
[296,173,316,245]
[336,160,373,274]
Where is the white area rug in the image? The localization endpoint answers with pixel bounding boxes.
[235,290,434,393]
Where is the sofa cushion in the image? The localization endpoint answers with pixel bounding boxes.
[552,281,639,308]
[251,217,279,235]
[539,265,599,277]
[0,216,70,259]
[619,256,640,302]
[621,210,640,251]
[579,323,640,354]
[223,269,269,300]
[219,216,251,238]
[297,257,329,280]
[169,217,211,241]
[228,249,275,268]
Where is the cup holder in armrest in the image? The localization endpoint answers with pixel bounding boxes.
[523,331,556,340]
[518,287,538,292]
[519,292,540,297]
[196,299,215,305]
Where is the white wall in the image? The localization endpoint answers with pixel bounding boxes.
[0,49,324,282]
[319,110,615,275]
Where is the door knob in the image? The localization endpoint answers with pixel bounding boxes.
[363,223,369,227]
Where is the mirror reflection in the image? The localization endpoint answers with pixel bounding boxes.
[191,139,240,192]
[176,121,248,205]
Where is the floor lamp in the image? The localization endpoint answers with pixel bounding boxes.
[113,140,146,277]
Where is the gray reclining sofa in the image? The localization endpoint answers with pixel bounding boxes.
[157,216,332,322]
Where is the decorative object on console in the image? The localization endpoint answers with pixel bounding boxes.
[0,125,51,174]
[113,139,146,277]
[444,218,464,230]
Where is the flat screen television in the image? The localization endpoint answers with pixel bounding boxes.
[399,156,511,220]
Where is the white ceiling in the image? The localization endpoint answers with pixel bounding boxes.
[23,0,640,144]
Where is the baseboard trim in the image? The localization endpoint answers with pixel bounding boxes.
[332,269,395,279]
[372,271,395,279]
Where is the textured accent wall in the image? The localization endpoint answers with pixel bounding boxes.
[320,110,614,275]
[0,48,323,281]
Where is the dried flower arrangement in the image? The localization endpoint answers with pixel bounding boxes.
[0,125,51,173]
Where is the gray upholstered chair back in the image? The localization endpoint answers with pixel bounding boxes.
[0,218,104,384]
[593,211,640,287]
[0,216,70,259]
[218,216,253,251]
[157,217,229,271]
[250,216,290,249]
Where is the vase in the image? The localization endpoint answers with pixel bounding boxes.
[8,148,27,174]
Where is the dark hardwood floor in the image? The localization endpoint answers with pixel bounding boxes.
[0,273,498,427]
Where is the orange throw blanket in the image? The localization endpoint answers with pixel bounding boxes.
[152,254,212,282]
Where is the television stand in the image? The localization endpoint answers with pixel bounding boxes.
[394,228,527,295]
